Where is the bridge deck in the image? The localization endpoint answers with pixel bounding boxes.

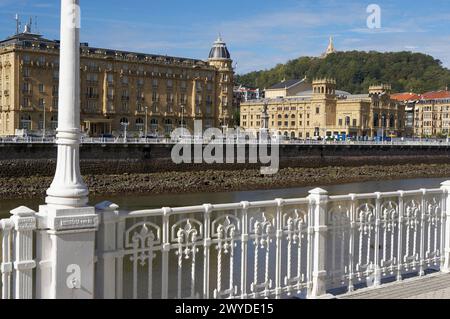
[338,273,450,299]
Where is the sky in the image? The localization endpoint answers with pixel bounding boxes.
[1,0,450,74]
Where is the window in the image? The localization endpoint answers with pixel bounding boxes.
[23,97,30,108]
[135,118,144,131]
[120,117,129,124]
[20,114,32,130]
[150,119,158,133]
[39,84,45,93]
[353,119,357,127]
[107,74,114,84]
[316,107,320,114]
[339,119,343,126]
[39,98,45,108]
[51,117,58,130]
[121,76,129,85]
[164,119,173,134]
[121,102,129,113]
[87,73,98,82]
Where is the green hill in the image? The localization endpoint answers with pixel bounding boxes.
[236,51,450,94]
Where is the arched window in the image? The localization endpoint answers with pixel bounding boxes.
[135,118,144,131]
[389,114,395,128]
[291,114,296,119]
[164,119,173,134]
[382,113,387,128]
[284,114,289,119]
[278,114,282,119]
[150,118,158,133]
[120,117,129,124]
[373,113,379,127]
[284,131,288,137]
[20,114,32,130]
[291,132,296,139]
[345,116,351,126]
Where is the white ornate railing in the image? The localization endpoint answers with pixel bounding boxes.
[1,184,450,299]
[93,185,450,299]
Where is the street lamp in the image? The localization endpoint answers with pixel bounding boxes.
[144,105,148,138]
[42,100,46,140]
[121,121,129,142]
[180,104,185,129]
[381,114,385,144]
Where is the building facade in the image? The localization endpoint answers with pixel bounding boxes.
[240,79,405,139]
[414,91,450,138]
[392,91,450,138]
[0,25,234,137]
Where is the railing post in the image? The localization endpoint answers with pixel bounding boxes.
[36,205,99,299]
[10,206,37,299]
[373,193,382,287]
[441,181,450,273]
[307,188,331,299]
[95,201,120,299]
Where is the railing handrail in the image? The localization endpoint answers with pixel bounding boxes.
[121,188,444,219]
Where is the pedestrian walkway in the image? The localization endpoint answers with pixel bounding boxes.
[338,273,450,299]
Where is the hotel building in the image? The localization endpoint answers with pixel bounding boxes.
[0,22,234,137]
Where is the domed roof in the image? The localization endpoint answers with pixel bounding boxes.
[208,36,230,60]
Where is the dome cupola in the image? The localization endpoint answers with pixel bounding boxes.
[208,36,230,60]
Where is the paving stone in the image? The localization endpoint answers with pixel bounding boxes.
[339,274,450,299]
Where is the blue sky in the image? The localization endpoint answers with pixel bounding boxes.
[1,0,450,74]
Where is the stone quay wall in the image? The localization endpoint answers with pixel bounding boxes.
[1,143,450,178]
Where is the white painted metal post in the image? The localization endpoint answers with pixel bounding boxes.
[10,207,36,299]
[240,202,249,299]
[1,219,13,299]
[373,193,382,287]
[440,181,450,273]
[95,201,120,299]
[203,204,212,299]
[275,199,283,299]
[307,188,330,299]
[35,0,99,299]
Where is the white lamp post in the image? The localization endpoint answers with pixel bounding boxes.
[46,0,88,207]
[121,121,129,142]
[42,100,46,140]
[145,105,148,136]
[38,0,98,300]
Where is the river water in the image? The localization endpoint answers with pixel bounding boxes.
[1,176,449,217]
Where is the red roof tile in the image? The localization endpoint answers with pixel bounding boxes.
[391,92,421,101]
[421,91,450,100]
